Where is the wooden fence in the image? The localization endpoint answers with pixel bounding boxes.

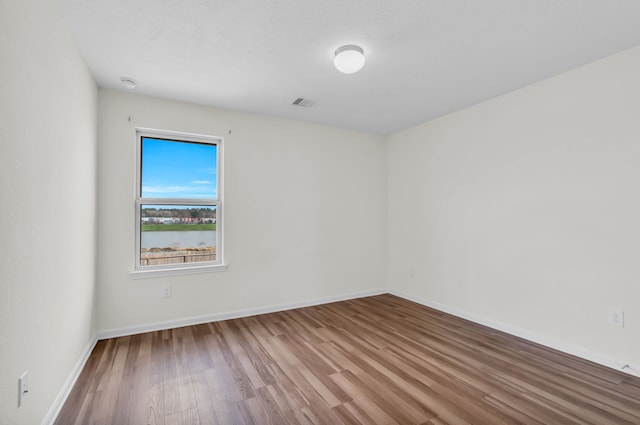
[140,250,216,266]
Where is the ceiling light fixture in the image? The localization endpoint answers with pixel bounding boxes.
[334,45,365,74]
[120,77,137,89]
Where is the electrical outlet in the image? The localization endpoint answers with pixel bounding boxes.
[608,309,624,328]
[18,371,28,407]
[162,285,172,298]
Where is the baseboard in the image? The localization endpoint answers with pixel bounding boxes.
[97,288,387,340]
[41,336,98,425]
[388,289,640,378]
[44,289,384,424]
[44,288,638,425]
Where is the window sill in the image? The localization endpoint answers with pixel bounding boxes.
[129,263,228,279]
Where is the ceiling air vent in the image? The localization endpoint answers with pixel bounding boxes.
[291,97,315,108]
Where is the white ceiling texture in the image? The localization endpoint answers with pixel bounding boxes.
[53,0,640,135]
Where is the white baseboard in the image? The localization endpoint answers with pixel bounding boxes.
[46,289,383,424]
[41,337,98,425]
[46,288,637,425]
[388,289,640,378]
[97,288,386,340]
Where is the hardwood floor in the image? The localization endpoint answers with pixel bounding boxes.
[54,294,640,425]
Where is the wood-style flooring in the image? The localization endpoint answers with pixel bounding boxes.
[54,294,640,425]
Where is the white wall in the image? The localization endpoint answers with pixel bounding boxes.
[97,90,387,332]
[0,0,98,423]
[388,46,640,370]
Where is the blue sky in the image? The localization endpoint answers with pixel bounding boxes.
[141,137,217,199]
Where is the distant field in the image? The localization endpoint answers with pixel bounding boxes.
[141,223,216,231]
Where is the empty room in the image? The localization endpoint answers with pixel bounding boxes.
[2,0,640,424]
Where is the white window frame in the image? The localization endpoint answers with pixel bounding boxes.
[130,128,226,278]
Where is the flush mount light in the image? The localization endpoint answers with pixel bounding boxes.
[120,77,137,89]
[334,45,365,74]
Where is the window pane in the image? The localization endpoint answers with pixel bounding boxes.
[140,205,217,266]
[141,137,217,199]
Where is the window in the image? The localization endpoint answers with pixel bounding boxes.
[134,129,224,275]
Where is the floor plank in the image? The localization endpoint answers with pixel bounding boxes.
[54,294,640,425]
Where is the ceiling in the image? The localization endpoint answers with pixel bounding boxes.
[53,0,640,135]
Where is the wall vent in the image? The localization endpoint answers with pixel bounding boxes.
[291,97,315,107]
